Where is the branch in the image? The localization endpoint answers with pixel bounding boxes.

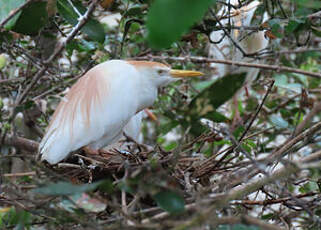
[134,55,321,79]
[233,192,318,206]
[214,215,285,230]
[14,0,100,106]
[3,136,39,153]
[270,121,321,160]
[173,149,321,230]
[308,10,321,19]
[294,101,321,136]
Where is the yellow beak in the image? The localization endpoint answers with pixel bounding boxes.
[169,69,204,78]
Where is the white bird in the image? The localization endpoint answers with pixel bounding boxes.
[39,60,203,164]
[209,0,269,82]
[208,0,269,126]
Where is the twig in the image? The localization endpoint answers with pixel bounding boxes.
[294,101,321,136]
[213,215,285,230]
[238,80,275,142]
[270,121,321,160]
[215,121,321,191]
[135,55,321,79]
[209,9,247,56]
[173,149,321,230]
[233,192,318,206]
[261,47,321,57]
[14,0,100,106]
[308,10,321,19]
[3,171,36,177]
[3,136,39,153]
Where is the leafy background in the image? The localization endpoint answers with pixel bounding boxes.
[0,0,321,229]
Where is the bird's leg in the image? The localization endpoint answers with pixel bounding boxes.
[82,146,99,155]
[244,84,250,98]
[83,146,113,156]
[231,95,243,130]
[98,148,112,155]
[144,108,158,122]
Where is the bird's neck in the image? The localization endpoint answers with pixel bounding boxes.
[136,76,158,112]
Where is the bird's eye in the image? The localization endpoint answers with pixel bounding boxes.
[157,69,165,75]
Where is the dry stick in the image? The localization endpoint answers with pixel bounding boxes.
[0,0,34,28]
[173,149,321,230]
[213,215,285,230]
[3,171,36,177]
[4,136,39,153]
[209,9,247,56]
[239,80,274,142]
[135,55,321,79]
[216,121,321,192]
[269,121,321,160]
[14,0,100,106]
[308,10,321,19]
[261,47,321,57]
[233,192,318,206]
[195,81,274,178]
[294,101,321,136]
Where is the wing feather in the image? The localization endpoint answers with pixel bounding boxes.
[39,60,143,164]
[39,67,110,163]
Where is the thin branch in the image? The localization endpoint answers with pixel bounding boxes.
[214,215,285,230]
[294,101,321,136]
[134,55,321,79]
[173,150,321,230]
[14,0,100,106]
[4,136,39,153]
[308,10,321,19]
[233,192,318,206]
[238,80,275,142]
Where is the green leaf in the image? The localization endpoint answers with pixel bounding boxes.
[189,72,246,117]
[33,181,103,196]
[153,190,185,214]
[285,19,301,33]
[57,0,105,43]
[159,120,180,135]
[274,74,302,93]
[261,213,274,220]
[0,0,24,30]
[124,5,145,17]
[164,141,178,151]
[147,0,214,48]
[0,54,7,70]
[292,0,321,8]
[12,1,48,36]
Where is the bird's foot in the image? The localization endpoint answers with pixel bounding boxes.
[231,104,244,131]
[244,85,250,98]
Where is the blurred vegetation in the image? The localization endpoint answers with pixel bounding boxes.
[0,0,321,229]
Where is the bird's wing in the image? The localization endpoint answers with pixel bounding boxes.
[39,61,139,164]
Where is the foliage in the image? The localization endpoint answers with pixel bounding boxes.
[0,0,321,229]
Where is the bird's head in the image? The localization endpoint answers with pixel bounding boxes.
[127,61,204,87]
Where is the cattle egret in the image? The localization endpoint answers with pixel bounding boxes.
[209,0,269,125]
[38,60,203,164]
[209,0,269,82]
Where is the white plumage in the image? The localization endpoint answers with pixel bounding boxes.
[39,60,203,164]
[209,0,269,82]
